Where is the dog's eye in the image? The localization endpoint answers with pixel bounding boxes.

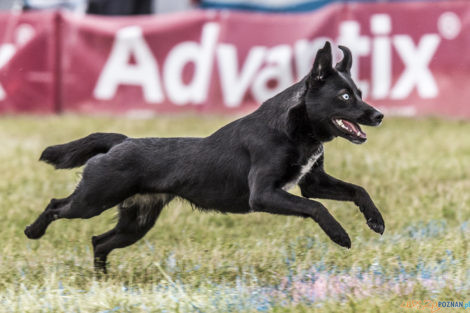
[341,93,350,101]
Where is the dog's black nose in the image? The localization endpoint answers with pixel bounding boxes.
[370,110,384,125]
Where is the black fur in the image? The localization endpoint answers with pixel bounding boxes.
[40,133,127,169]
[25,42,385,273]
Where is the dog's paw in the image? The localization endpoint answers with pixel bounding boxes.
[331,230,351,249]
[24,225,45,239]
[94,256,108,276]
[366,214,385,235]
[316,212,352,248]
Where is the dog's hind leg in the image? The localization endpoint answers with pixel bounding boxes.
[91,229,116,249]
[93,194,173,273]
[25,154,142,240]
[24,182,130,240]
[24,196,73,239]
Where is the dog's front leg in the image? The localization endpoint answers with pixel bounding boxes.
[248,170,351,248]
[250,187,351,248]
[299,168,384,234]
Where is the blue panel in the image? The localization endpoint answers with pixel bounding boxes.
[200,0,447,12]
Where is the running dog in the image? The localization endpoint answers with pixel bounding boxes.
[25,42,385,273]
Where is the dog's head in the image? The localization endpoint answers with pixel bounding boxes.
[303,41,383,144]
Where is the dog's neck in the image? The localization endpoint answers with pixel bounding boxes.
[259,77,334,145]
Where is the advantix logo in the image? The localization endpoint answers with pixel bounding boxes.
[94,12,461,107]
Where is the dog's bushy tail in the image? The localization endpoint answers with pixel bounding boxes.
[40,133,128,169]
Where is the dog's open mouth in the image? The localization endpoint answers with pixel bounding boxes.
[332,118,366,142]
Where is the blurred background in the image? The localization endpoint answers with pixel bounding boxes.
[1,1,470,313]
[0,0,467,116]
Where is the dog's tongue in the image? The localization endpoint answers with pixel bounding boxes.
[342,119,366,139]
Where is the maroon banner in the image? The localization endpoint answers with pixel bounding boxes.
[0,11,56,113]
[1,1,470,117]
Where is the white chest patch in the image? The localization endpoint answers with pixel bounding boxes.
[282,145,323,191]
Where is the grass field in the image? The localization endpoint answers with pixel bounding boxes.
[0,115,469,312]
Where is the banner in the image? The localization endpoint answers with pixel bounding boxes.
[1,1,470,117]
[0,11,56,113]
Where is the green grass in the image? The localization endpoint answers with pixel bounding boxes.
[0,115,469,312]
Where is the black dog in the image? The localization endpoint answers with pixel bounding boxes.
[25,42,384,273]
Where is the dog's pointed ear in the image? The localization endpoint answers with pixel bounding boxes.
[309,41,333,84]
[335,45,352,74]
